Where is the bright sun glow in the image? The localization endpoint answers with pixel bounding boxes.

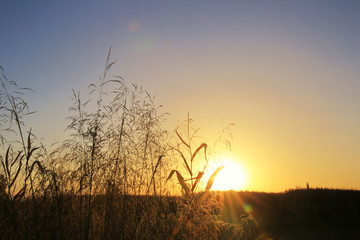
[210,159,247,191]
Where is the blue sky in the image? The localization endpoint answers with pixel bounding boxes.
[1,1,360,191]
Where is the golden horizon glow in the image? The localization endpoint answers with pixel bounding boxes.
[209,158,247,191]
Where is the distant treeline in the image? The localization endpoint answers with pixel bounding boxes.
[219,189,360,239]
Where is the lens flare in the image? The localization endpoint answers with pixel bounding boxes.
[128,21,140,32]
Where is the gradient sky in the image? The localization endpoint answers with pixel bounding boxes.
[1,1,360,192]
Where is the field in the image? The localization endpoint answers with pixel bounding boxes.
[1,188,360,239]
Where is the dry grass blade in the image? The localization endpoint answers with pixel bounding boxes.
[166,169,190,195]
[175,149,192,176]
[176,171,190,195]
[5,146,10,176]
[27,131,31,153]
[175,129,190,148]
[26,160,44,181]
[34,160,44,172]
[166,170,176,183]
[191,171,204,192]
[146,155,164,194]
[106,47,112,67]
[10,158,22,188]
[28,147,39,159]
[190,143,207,162]
[11,150,22,167]
[105,61,116,72]
[205,166,224,192]
[0,160,6,177]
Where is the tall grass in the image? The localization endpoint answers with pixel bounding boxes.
[0,65,46,239]
[0,51,258,240]
[164,114,224,239]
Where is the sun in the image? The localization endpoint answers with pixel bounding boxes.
[209,159,247,191]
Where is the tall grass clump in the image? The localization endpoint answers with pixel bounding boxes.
[164,116,258,240]
[0,66,46,239]
[163,114,228,239]
[56,48,172,239]
[1,49,173,239]
[0,50,259,240]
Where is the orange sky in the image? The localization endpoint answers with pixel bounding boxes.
[1,1,359,192]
